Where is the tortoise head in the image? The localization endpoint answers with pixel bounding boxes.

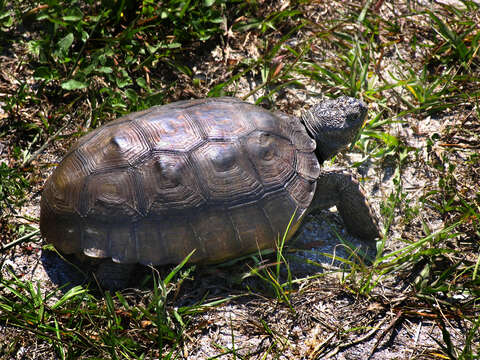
[301,96,367,163]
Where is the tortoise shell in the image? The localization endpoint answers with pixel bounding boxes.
[40,97,321,265]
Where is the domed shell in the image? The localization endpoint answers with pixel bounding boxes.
[40,97,321,265]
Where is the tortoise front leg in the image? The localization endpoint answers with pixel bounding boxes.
[312,170,380,243]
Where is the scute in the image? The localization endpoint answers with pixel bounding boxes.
[138,152,206,212]
[82,170,142,218]
[189,101,255,140]
[296,151,321,180]
[191,141,263,203]
[82,224,109,258]
[79,122,150,172]
[286,175,316,207]
[136,215,201,264]
[189,207,239,263]
[109,223,137,263]
[135,110,203,152]
[228,203,275,253]
[261,190,306,239]
[40,97,321,267]
[42,151,88,215]
[244,131,296,188]
[40,199,82,254]
[273,111,317,152]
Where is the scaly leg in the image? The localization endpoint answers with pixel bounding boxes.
[312,170,380,243]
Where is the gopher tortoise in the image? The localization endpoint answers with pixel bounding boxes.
[40,96,379,288]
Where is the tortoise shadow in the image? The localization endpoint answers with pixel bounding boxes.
[40,250,89,292]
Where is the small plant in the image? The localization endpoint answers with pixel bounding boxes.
[0,250,220,358]
[0,163,29,216]
[427,8,480,70]
[242,212,296,312]
[0,0,13,31]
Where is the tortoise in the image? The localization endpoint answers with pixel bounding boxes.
[40,96,379,288]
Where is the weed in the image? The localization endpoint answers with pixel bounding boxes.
[0,164,29,216]
[241,212,296,312]
[0,250,219,358]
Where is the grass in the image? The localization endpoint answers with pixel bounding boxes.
[1,0,479,358]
